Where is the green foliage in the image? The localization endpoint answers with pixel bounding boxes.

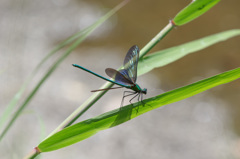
[38,66,240,152]
[138,29,240,75]
[3,0,239,158]
[173,0,221,26]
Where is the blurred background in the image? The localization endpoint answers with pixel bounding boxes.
[1,0,240,158]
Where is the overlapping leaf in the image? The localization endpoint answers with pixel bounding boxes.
[38,29,240,152]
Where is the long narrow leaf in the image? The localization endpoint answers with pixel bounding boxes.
[38,67,240,152]
[47,29,240,136]
[173,0,221,26]
[49,0,225,133]
[138,29,240,75]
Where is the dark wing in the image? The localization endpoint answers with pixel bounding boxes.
[105,68,134,86]
[123,45,139,83]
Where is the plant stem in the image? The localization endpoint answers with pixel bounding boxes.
[140,20,175,57]
[47,20,175,137]
[23,147,41,159]
[47,82,113,137]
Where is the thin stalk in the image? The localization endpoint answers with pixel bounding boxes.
[140,20,175,57]
[47,82,114,137]
[23,147,40,159]
[48,20,175,136]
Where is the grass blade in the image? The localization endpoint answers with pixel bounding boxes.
[48,29,240,136]
[173,0,221,26]
[48,20,175,136]
[38,66,240,152]
[48,1,227,134]
[138,29,240,75]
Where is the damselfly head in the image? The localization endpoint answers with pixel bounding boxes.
[142,88,147,94]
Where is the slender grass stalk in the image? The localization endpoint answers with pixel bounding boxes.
[46,0,221,136]
[23,147,40,159]
[48,21,175,137]
[140,21,175,57]
[39,28,240,154]
[23,0,225,158]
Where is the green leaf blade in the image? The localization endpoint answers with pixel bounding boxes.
[38,114,118,152]
[173,0,221,26]
[138,29,240,75]
[38,67,240,152]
